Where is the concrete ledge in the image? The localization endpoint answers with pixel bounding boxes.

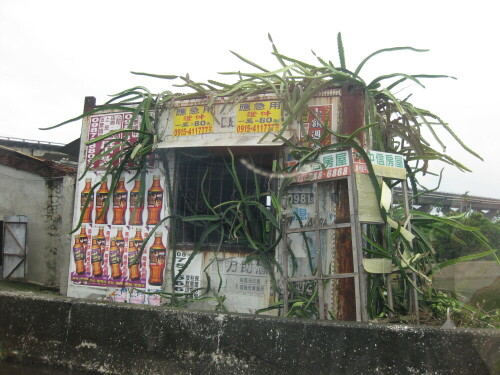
[0,290,498,374]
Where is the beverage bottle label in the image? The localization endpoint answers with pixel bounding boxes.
[73,245,85,261]
[109,248,121,265]
[91,247,102,263]
[113,178,128,225]
[148,192,163,208]
[128,248,139,265]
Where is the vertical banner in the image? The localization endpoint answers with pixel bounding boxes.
[173,250,204,298]
[87,112,142,169]
[301,105,333,147]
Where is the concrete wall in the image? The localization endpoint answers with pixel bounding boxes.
[0,165,75,288]
[56,175,76,295]
[0,290,498,375]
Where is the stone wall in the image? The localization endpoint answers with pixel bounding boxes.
[0,290,498,375]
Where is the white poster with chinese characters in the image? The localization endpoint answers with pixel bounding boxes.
[173,250,204,298]
[207,256,272,314]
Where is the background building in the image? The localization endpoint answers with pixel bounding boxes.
[0,140,76,293]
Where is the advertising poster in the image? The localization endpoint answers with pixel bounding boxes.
[87,111,143,169]
[173,106,214,136]
[288,151,351,183]
[236,100,282,134]
[288,150,406,184]
[208,256,272,314]
[69,111,168,305]
[300,105,333,147]
[353,150,406,179]
[173,250,204,298]
[71,171,168,294]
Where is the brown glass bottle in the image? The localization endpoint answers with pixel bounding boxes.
[115,228,125,276]
[96,226,106,248]
[95,180,109,224]
[72,236,85,275]
[90,238,103,277]
[112,177,128,225]
[109,239,122,279]
[132,228,143,248]
[148,232,166,286]
[146,175,163,225]
[115,228,125,250]
[78,226,89,252]
[129,178,144,225]
[128,240,141,281]
[81,178,94,223]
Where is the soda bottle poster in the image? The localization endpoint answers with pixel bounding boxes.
[106,230,168,306]
[70,169,168,290]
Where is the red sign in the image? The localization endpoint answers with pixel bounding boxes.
[301,105,333,147]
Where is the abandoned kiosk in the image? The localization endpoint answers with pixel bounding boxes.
[67,86,413,322]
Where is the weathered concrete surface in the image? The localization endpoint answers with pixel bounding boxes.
[0,164,75,289]
[0,290,498,375]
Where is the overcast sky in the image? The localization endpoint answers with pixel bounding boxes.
[1,0,499,198]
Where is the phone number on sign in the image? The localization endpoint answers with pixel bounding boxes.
[237,124,280,133]
[296,166,350,182]
[174,126,213,136]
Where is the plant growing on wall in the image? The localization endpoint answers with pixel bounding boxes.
[44,33,498,325]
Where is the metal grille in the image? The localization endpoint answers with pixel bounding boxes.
[173,149,271,250]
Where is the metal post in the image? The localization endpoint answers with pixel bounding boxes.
[347,149,368,322]
[402,180,419,324]
[314,182,325,319]
[281,194,289,317]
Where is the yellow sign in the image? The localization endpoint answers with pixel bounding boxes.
[236,101,281,133]
[173,106,214,136]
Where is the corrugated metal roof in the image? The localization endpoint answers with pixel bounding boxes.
[0,145,77,177]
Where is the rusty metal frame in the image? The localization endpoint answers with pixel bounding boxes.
[281,150,368,321]
[279,149,421,322]
[347,149,368,321]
